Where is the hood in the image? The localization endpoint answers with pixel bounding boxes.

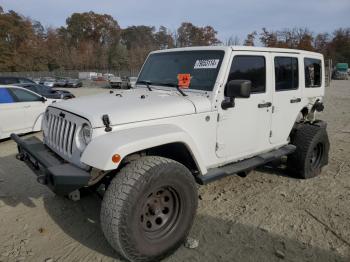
[50,88,212,128]
[44,92,62,99]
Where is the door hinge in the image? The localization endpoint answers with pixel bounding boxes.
[272,106,275,113]
[269,131,273,138]
[216,142,225,151]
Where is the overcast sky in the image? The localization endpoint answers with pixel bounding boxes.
[1,0,349,43]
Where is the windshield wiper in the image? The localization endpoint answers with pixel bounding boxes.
[136,80,152,91]
[154,82,187,97]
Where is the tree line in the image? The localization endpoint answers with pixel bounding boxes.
[0,6,349,73]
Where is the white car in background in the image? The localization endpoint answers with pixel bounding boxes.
[0,86,57,139]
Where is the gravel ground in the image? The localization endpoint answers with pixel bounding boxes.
[0,81,349,262]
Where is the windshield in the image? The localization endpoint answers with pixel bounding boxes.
[137,50,225,91]
[24,84,50,94]
[36,84,51,93]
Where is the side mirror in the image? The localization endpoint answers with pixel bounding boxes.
[222,80,251,110]
[41,96,47,103]
[225,80,251,98]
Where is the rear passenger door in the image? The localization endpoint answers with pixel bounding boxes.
[270,55,302,145]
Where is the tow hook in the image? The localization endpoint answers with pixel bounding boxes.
[37,175,47,185]
[68,189,81,201]
[16,152,26,161]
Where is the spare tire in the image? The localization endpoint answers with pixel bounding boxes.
[288,124,330,179]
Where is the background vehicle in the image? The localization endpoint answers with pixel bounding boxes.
[103,73,115,81]
[0,76,35,85]
[333,63,349,80]
[32,78,41,84]
[0,86,55,139]
[126,76,137,88]
[54,78,69,87]
[15,83,75,100]
[39,77,56,87]
[78,72,99,80]
[109,76,122,88]
[67,78,83,88]
[12,46,329,262]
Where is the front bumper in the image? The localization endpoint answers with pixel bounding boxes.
[11,134,91,195]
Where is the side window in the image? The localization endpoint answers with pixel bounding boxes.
[10,88,41,102]
[0,88,15,104]
[304,58,322,87]
[275,57,299,91]
[227,55,266,93]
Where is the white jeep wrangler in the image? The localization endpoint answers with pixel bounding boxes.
[12,46,329,262]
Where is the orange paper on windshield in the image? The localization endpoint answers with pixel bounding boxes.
[177,74,191,88]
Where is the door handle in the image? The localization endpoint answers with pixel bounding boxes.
[258,102,272,108]
[290,98,301,103]
[24,105,31,108]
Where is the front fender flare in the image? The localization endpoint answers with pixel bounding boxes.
[80,124,207,173]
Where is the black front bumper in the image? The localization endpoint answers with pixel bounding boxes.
[11,134,91,195]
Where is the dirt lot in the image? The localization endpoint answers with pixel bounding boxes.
[1,81,349,262]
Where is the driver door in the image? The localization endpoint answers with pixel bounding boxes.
[216,52,273,161]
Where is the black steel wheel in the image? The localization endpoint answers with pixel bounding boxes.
[310,142,324,170]
[140,186,181,241]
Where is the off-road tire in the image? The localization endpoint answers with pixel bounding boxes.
[288,124,329,179]
[100,156,198,262]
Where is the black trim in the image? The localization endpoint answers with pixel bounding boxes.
[232,49,300,55]
[258,102,272,108]
[290,98,301,103]
[196,145,296,185]
[11,134,90,195]
[48,106,90,123]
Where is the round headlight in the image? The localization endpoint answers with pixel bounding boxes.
[81,124,92,145]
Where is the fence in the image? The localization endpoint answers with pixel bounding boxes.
[0,69,139,79]
[325,59,333,87]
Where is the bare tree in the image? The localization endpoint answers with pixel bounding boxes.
[244,31,257,46]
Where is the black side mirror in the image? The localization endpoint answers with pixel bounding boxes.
[222,80,252,110]
[41,96,47,102]
[226,80,251,98]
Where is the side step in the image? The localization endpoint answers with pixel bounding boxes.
[196,144,296,185]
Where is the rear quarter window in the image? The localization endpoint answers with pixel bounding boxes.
[0,88,15,103]
[304,58,322,88]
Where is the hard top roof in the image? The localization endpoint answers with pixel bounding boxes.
[151,45,323,57]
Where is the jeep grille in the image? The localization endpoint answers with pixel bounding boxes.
[46,112,77,156]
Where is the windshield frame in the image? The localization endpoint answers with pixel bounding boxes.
[136,50,225,93]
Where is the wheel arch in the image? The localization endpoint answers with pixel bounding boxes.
[122,142,200,175]
[81,124,207,174]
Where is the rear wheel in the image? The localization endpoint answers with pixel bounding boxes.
[288,124,329,178]
[100,156,198,262]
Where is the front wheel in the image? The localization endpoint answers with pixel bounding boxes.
[100,156,198,262]
[288,124,330,179]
